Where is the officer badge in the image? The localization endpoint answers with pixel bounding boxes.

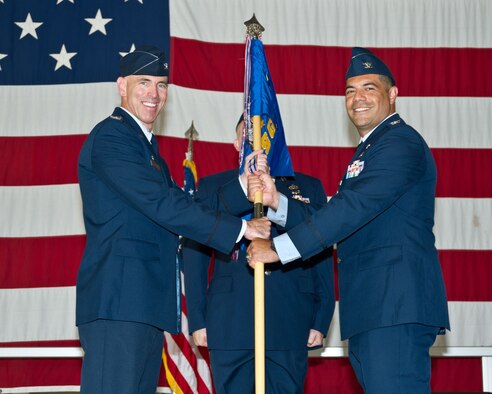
[292,195,310,203]
[110,115,122,120]
[289,184,310,203]
[346,160,364,179]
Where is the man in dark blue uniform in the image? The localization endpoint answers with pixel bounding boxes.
[247,47,450,393]
[76,46,270,394]
[182,117,334,394]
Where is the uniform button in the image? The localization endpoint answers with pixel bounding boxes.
[265,270,272,276]
[337,257,342,264]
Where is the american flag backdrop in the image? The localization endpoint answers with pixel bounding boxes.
[1,0,492,392]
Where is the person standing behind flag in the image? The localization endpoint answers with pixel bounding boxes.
[76,46,270,394]
[247,47,450,393]
[182,116,335,394]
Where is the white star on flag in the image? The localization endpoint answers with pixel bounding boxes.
[0,53,7,71]
[15,13,43,40]
[119,44,136,58]
[49,44,77,71]
[85,9,112,36]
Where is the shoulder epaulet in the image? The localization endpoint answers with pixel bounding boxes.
[388,119,401,127]
[109,115,123,121]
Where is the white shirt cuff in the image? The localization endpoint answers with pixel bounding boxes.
[273,233,301,264]
[267,193,288,227]
[236,219,247,243]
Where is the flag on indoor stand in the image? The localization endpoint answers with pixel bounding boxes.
[162,122,214,394]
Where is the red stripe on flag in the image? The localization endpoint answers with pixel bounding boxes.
[0,235,84,289]
[170,140,492,198]
[163,337,197,393]
[304,357,484,393]
[194,353,213,394]
[171,332,212,393]
[2,135,490,198]
[0,356,171,391]
[0,340,81,347]
[3,236,491,300]
[432,148,492,198]
[0,358,82,388]
[0,356,481,393]
[181,292,188,315]
[0,135,87,186]
[3,243,490,311]
[439,250,492,301]
[171,38,492,97]
[163,273,214,393]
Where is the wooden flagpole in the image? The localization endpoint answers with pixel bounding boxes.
[245,14,266,394]
[252,114,265,394]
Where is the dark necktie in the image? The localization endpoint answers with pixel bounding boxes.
[150,134,159,156]
[351,140,365,161]
[150,134,173,182]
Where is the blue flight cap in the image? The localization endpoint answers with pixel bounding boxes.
[345,47,395,85]
[120,45,169,77]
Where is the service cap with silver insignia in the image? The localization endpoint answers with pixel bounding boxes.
[346,47,395,85]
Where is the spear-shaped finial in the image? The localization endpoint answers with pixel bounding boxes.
[185,121,199,141]
[244,13,265,39]
[184,121,199,161]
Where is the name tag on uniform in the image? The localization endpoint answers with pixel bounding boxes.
[292,195,310,203]
[150,159,161,171]
[346,160,364,179]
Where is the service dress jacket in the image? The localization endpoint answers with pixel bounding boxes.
[285,114,450,340]
[76,108,250,333]
[183,170,335,350]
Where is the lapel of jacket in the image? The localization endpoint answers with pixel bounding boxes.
[112,108,173,184]
[339,113,401,191]
[352,113,402,163]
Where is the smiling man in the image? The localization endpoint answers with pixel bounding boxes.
[247,47,450,393]
[76,46,270,394]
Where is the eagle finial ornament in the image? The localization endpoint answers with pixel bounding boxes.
[244,13,265,38]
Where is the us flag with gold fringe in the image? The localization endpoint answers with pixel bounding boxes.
[162,142,214,394]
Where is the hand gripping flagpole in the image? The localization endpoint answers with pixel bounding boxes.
[244,14,266,394]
